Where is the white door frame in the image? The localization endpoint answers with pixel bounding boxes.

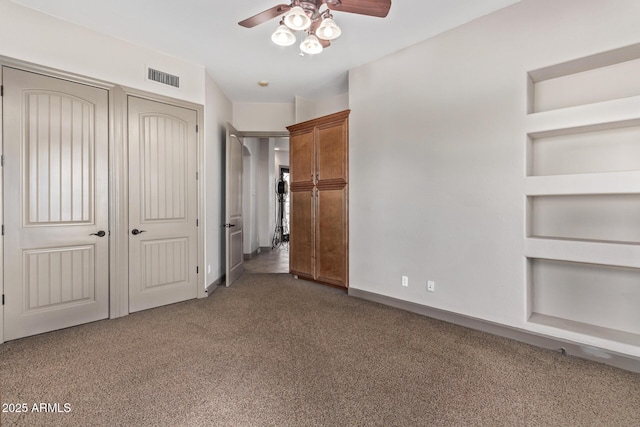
[0,58,205,344]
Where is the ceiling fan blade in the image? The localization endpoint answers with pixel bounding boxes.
[327,0,391,18]
[238,4,291,28]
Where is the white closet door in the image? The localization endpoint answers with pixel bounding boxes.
[3,67,109,340]
[127,96,198,312]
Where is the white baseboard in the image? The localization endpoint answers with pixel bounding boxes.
[205,276,224,296]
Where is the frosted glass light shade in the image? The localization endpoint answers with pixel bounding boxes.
[271,24,296,46]
[300,34,323,55]
[316,18,341,40]
[284,6,311,31]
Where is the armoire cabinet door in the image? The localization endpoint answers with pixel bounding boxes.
[316,122,348,182]
[316,188,348,287]
[290,131,315,185]
[290,189,315,279]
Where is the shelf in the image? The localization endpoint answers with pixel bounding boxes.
[526,95,640,135]
[528,120,640,176]
[529,313,640,348]
[525,45,640,355]
[528,43,640,113]
[529,258,640,344]
[525,237,640,268]
[529,194,640,243]
[525,171,640,195]
[529,43,640,83]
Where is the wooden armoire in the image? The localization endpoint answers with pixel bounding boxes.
[287,110,350,288]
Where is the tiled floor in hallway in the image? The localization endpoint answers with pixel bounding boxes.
[244,246,290,274]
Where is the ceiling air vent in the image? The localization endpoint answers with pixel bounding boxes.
[147,67,180,88]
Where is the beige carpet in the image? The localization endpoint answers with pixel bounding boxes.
[1,273,639,426]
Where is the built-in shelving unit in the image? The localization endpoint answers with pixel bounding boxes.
[525,44,640,348]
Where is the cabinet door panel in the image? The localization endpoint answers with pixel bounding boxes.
[290,190,315,278]
[290,132,315,184]
[316,188,348,287]
[317,121,347,182]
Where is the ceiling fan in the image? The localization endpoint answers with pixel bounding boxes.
[238,0,392,55]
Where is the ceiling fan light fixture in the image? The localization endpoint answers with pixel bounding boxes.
[239,0,392,57]
[316,17,341,40]
[300,34,323,55]
[271,24,296,46]
[284,6,311,31]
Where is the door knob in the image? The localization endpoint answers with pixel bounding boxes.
[223,223,236,228]
[90,230,106,237]
[131,228,147,235]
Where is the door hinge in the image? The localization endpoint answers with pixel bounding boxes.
[196,266,199,274]
[1,154,4,167]
[196,124,198,133]
[196,171,199,180]
[1,85,3,97]
[196,219,199,227]
[2,294,4,305]
[1,224,4,236]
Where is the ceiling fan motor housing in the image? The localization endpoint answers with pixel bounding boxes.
[298,1,325,20]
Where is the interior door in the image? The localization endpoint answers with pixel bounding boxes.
[128,96,198,312]
[3,67,109,340]
[225,123,244,286]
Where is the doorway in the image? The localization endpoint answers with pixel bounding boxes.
[272,166,290,249]
[241,136,290,274]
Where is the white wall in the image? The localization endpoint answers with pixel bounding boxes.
[294,94,349,123]
[257,138,276,247]
[348,0,640,356]
[204,72,233,286]
[294,96,317,123]
[316,93,349,118]
[233,102,295,132]
[275,150,289,177]
[242,138,260,255]
[0,0,205,104]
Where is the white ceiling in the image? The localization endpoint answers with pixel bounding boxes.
[11,0,520,103]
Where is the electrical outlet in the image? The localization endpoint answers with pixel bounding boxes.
[427,281,435,292]
[402,275,409,287]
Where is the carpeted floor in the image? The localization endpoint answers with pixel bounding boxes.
[1,273,639,426]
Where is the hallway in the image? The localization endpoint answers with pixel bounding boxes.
[244,247,289,274]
